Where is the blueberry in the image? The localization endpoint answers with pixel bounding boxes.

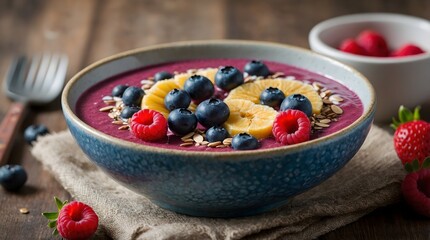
[206,126,230,143]
[122,86,145,106]
[0,165,27,191]
[111,85,128,97]
[280,94,313,117]
[244,60,270,77]
[24,124,49,145]
[195,98,230,128]
[168,108,197,135]
[183,75,214,101]
[215,66,244,91]
[231,133,259,150]
[154,71,174,82]
[164,89,191,111]
[260,87,286,108]
[120,106,141,120]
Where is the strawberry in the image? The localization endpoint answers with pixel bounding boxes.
[339,38,367,56]
[356,30,389,57]
[42,197,98,240]
[391,106,430,166]
[272,109,311,145]
[391,44,425,57]
[130,109,168,141]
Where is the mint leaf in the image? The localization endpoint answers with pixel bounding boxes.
[404,162,414,173]
[42,212,58,220]
[412,159,420,172]
[422,157,430,169]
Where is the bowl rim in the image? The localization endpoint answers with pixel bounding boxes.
[62,39,376,159]
[309,12,430,64]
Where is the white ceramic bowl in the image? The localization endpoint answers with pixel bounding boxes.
[309,13,430,122]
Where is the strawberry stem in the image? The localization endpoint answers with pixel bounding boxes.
[391,105,421,130]
[405,162,414,173]
[423,157,430,169]
[404,157,430,173]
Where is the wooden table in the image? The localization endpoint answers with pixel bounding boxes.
[0,0,429,239]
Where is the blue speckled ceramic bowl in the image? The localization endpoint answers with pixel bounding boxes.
[62,40,375,218]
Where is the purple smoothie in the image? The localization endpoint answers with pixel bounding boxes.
[76,59,363,152]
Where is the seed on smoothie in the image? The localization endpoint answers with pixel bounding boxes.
[99,106,114,112]
[207,141,222,148]
[192,133,204,143]
[319,119,331,124]
[329,95,344,102]
[180,142,193,147]
[331,105,344,114]
[315,122,330,128]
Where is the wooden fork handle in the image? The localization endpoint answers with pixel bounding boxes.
[0,102,27,166]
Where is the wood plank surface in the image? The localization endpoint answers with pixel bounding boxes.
[0,0,429,239]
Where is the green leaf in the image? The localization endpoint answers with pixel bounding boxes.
[54,197,64,211]
[404,162,414,173]
[393,106,422,129]
[54,197,68,211]
[47,220,57,228]
[390,117,400,130]
[422,157,430,169]
[399,105,414,123]
[413,106,421,120]
[52,228,59,236]
[412,159,420,172]
[41,212,58,220]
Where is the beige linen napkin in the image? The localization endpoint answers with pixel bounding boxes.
[32,125,405,240]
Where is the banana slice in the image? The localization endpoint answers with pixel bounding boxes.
[225,78,323,114]
[141,68,218,118]
[223,99,277,139]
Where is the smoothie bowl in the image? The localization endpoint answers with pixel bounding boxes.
[62,40,375,217]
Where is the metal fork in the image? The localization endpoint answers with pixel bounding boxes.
[0,53,68,165]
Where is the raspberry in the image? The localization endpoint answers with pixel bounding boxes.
[130,109,167,141]
[43,197,98,240]
[272,109,311,145]
[391,44,425,57]
[339,38,367,56]
[402,169,430,217]
[356,30,389,57]
[57,201,99,240]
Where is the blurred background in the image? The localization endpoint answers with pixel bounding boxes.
[2,0,430,78]
[2,0,430,122]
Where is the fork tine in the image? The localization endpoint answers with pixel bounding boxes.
[6,56,27,93]
[5,53,68,104]
[33,53,52,92]
[39,53,60,93]
[24,55,41,90]
[37,54,68,102]
[49,54,68,92]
